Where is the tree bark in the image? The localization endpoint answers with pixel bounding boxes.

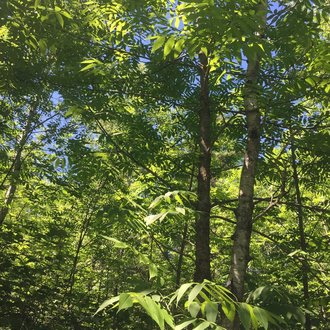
[228,75,261,301]
[194,51,212,282]
[226,3,267,328]
[290,132,311,330]
[226,87,260,330]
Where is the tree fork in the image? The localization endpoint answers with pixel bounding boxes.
[194,51,212,282]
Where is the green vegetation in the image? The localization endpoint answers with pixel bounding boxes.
[0,0,329,329]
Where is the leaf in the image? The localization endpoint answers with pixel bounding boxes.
[201,47,208,56]
[55,12,64,28]
[145,213,165,225]
[149,195,163,209]
[164,36,175,58]
[175,319,196,330]
[305,77,316,87]
[204,301,218,323]
[188,283,204,302]
[250,286,267,302]
[175,207,186,215]
[237,303,252,330]
[149,263,158,279]
[118,293,133,312]
[101,236,129,249]
[174,193,184,205]
[144,296,165,330]
[174,16,181,29]
[221,300,236,322]
[162,308,175,329]
[80,63,96,72]
[151,294,161,302]
[238,303,261,330]
[94,296,120,315]
[188,301,201,318]
[151,35,166,53]
[193,321,211,330]
[176,283,194,305]
[38,39,47,55]
[253,307,269,329]
[61,10,72,19]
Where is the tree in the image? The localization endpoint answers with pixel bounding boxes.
[0,0,329,329]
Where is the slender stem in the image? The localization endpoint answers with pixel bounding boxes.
[290,131,311,330]
[194,51,212,282]
[176,146,197,286]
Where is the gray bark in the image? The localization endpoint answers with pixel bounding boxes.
[225,2,267,328]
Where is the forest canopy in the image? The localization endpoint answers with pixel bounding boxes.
[0,0,329,329]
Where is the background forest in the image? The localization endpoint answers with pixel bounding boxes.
[0,0,329,329]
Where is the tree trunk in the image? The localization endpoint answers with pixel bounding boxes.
[290,132,311,330]
[226,3,267,328]
[176,157,196,286]
[0,106,36,226]
[194,51,212,282]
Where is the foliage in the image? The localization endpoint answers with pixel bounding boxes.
[0,0,329,329]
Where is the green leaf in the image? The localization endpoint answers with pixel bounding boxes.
[238,303,258,330]
[221,300,236,322]
[80,63,96,72]
[149,263,158,279]
[250,286,267,301]
[149,195,163,209]
[162,308,175,329]
[145,213,165,225]
[201,47,208,57]
[174,17,181,29]
[188,283,204,302]
[164,36,175,58]
[61,10,72,19]
[175,319,196,330]
[305,77,316,87]
[55,12,64,28]
[188,301,201,318]
[175,207,186,215]
[118,293,133,312]
[144,296,165,330]
[38,39,47,55]
[253,307,269,329]
[101,236,129,249]
[193,321,211,330]
[151,36,166,53]
[94,296,119,315]
[174,193,184,205]
[204,301,218,323]
[176,283,194,305]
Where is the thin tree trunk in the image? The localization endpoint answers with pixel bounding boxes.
[194,51,212,282]
[290,133,311,330]
[226,3,267,328]
[66,204,96,310]
[176,154,196,286]
[0,106,36,226]
[66,177,108,313]
[227,0,267,297]
[176,220,189,286]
